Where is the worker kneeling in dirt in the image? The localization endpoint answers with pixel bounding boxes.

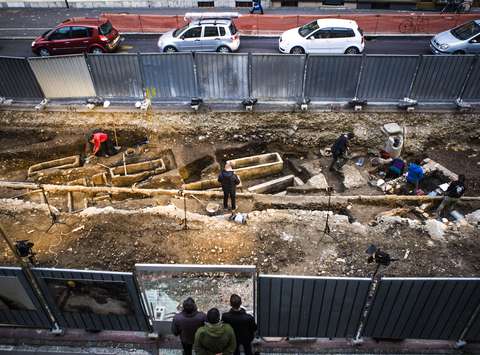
[218,162,240,211]
[88,131,118,158]
[436,174,466,219]
[329,132,354,172]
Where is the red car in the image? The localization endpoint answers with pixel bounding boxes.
[31,17,121,56]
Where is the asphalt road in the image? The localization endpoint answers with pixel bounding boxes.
[0,35,431,57]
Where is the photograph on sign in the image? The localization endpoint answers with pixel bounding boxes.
[45,278,134,316]
[0,276,36,311]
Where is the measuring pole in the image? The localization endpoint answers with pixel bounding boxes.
[0,224,62,334]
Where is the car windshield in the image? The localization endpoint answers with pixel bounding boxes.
[99,21,113,35]
[451,21,480,40]
[298,20,319,37]
[173,24,190,37]
[42,29,52,38]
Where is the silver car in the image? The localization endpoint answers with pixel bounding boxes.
[431,19,480,54]
[157,18,240,53]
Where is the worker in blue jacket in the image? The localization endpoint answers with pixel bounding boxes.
[406,159,424,193]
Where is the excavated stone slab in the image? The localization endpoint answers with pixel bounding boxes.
[422,158,458,181]
[342,164,367,189]
[306,174,329,189]
[227,152,283,180]
[28,155,80,177]
[110,158,167,187]
[248,175,298,194]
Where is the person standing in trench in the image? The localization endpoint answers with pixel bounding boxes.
[218,162,240,211]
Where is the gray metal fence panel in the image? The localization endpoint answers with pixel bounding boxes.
[411,56,475,101]
[0,57,43,99]
[258,276,370,338]
[32,268,150,332]
[0,267,52,328]
[28,55,95,98]
[357,55,418,101]
[364,278,480,340]
[251,54,305,100]
[87,54,143,99]
[305,55,362,100]
[195,53,248,100]
[140,53,196,100]
[460,57,480,102]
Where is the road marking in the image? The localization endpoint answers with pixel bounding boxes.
[121,45,133,49]
[0,28,50,31]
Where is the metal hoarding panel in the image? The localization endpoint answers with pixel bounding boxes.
[0,57,43,99]
[88,54,143,99]
[460,57,480,102]
[357,55,418,101]
[258,276,370,338]
[28,55,95,98]
[364,278,480,340]
[140,53,196,100]
[0,267,52,328]
[304,55,362,100]
[32,268,150,332]
[251,54,305,100]
[411,55,475,101]
[195,53,248,100]
[466,311,480,341]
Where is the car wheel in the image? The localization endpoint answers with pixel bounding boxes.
[453,50,465,55]
[90,47,104,54]
[345,46,360,54]
[38,48,50,57]
[290,46,305,55]
[163,46,177,53]
[217,45,231,53]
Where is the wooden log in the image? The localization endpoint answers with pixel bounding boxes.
[0,181,479,208]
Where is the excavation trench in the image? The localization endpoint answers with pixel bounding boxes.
[0,110,479,277]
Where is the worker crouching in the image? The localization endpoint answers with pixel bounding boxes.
[88,131,119,158]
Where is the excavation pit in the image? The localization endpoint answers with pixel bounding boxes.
[0,110,479,278]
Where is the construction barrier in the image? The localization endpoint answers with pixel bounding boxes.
[101,12,480,36]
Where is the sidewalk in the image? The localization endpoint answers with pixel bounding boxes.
[0,7,478,37]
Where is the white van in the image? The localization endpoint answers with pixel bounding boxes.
[279,19,365,55]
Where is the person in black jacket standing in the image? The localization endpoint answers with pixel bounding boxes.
[218,162,240,211]
[171,297,207,355]
[329,132,354,172]
[222,294,257,355]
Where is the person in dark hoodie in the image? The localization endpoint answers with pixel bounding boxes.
[222,294,257,355]
[171,297,207,355]
[194,307,236,355]
[218,162,240,211]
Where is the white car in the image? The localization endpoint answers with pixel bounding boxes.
[279,19,365,55]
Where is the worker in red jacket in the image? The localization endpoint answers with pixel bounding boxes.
[88,131,118,157]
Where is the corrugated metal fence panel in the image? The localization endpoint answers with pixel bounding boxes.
[258,276,370,338]
[305,55,362,100]
[87,54,143,99]
[0,57,43,99]
[28,55,95,98]
[460,57,480,102]
[140,53,196,100]
[357,55,418,101]
[364,278,480,340]
[32,268,150,332]
[411,55,475,101]
[195,53,248,100]
[0,267,51,328]
[251,54,305,100]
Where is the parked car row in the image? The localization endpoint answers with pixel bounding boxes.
[31,14,480,57]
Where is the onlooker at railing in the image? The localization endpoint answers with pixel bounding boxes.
[194,308,236,355]
[222,294,257,355]
[171,297,207,355]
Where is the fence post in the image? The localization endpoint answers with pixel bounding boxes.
[455,300,480,348]
[192,52,200,100]
[353,54,367,99]
[457,55,478,102]
[406,54,423,100]
[353,271,382,343]
[137,52,147,100]
[0,224,62,334]
[248,52,253,99]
